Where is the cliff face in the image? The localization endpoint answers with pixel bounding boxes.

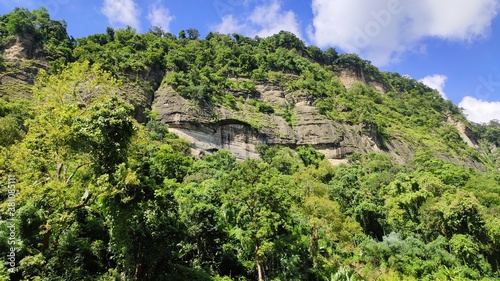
[445,115,479,149]
[0,35,47,97]
[0,35,160,122]
[2,35,38,62]
[336,66,387,94]
[0,35,489,168]
[152,73,488,169]
[153,81,401,164]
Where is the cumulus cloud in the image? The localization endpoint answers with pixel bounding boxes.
[215,15,247,35]
[101,0,140,30]
[458,96,500,124]
[309,0,498,65]
[147,1,174,32]
[214,1,302,39]
[419,74,448,99]
[249,1,302,37]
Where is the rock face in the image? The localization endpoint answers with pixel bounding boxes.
[154,87,265,159]
[152,80,486,169]
[0,36,485,167]
[153,83,385,162]
[2,36,37,61]
[337,66,387,94]
[445,116,479,148]
[0,35,47,98]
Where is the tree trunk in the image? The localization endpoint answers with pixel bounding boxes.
[135,263,143,280]
[41,229,51,253]
[255,240,263,281]
[310,226,318,262]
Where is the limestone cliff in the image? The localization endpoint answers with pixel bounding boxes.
[0,35,487,168]
[444,115,479,149]
[153,82,405,164]
[336,66,387,94]
[152,72,489,169]
[0,35,47,97]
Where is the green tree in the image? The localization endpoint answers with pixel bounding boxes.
[187,28,200,40]
[420,191,487,241]
[221,159,294,280]
[0,61,134,280]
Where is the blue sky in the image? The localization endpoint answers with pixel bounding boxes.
[1,0,500,123]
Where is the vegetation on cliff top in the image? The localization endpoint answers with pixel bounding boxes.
[1,7,500,281]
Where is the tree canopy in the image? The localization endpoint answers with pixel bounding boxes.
[0,7,500,281]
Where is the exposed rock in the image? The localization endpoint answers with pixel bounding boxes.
[122,84,154,123]
[1,35,39,61]
[337,67,364,91]
[169,124,262,159]
[120,63,165,123]
[153,83,386,161]
[0,35,49,98]
[445,116,479,148]
[152,82,487,170]
[0,60,46,98]
[368,81,387,95]
[385,139,416,165]
[337,67,386,94]
[328,159,350,166]
[490,144,498,154]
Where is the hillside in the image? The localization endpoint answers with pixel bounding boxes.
[1,8,500,281]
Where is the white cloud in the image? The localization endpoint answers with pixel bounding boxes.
[213,1,302,39]
[215,15,247,35]
[147,1,174,32]
[459,96,500,124]
[249,1,301,38]
[101,0,141,30]
[309,0,498,65]
[419,74,448,99]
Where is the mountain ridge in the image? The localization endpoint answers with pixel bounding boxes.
[1,21,496,170]
[2,8,500,280]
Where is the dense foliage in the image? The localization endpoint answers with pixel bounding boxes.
[1,8,500,281]
[0,7,73,63]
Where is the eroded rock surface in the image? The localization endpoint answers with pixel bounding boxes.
[153,83,384,161]
[445,116,479,148]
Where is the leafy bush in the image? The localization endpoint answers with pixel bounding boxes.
[0,54,6,70]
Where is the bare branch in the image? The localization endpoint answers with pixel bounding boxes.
[65,161,92,184]
[56,163,63,180]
